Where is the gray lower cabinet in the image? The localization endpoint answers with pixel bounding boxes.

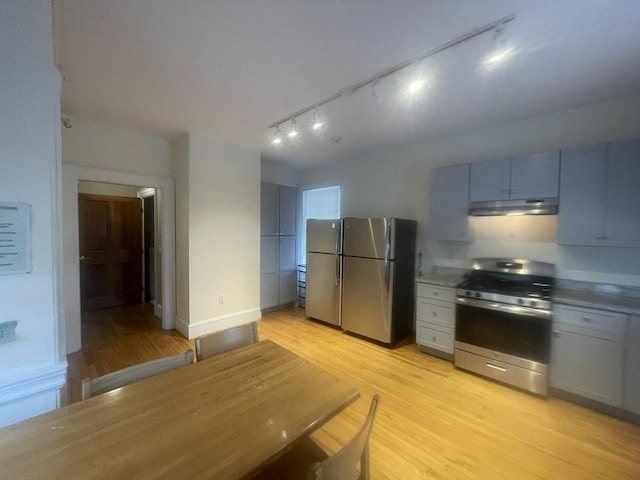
[624,315,640,414]
[550,304,627,407]
[415,282,456,360]
[427,163,471,241]
[260,236,297,310]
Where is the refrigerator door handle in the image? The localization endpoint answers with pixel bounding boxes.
[334,223,341,255]
[384,222,391,264]
[335,255,340,286]
[384,261,390,296]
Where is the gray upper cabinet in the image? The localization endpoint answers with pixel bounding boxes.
[278,185,297,236]
[469,158,510,202]
[510,152,560,199]
[470,151,560,202]
[558,139,640,247]
[260,182,297,236]
[427,163,471,241]
[260,182,279,236]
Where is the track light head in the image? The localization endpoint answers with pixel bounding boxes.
[288,118,298,139]
[312,107,324,130]
[271,126,282,145]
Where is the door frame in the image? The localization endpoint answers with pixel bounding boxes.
[63,165,176,354]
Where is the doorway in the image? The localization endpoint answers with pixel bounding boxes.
[63,164,176,355]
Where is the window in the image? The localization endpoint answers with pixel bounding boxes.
[301,186,341,263]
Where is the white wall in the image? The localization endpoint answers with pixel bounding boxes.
[174,134,261,338]
[0,0,66,427]
[261,158,300,187]
[301,94,640,286]
[62,117,172,177]
[61,119,175,354]
[78,180,139,197]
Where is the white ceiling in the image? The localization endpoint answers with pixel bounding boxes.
[54,0,640,168]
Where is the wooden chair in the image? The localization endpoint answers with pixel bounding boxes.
[194,322,259,361]
[81,349,194,400]
[253,394,380,480]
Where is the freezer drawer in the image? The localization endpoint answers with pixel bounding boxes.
[341,256,393,343]
[306,252,341,326]
[307,219,341,254]
[343,217,393,260]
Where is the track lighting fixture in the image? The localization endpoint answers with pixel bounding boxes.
[311,107,324,130]
[267,13,516,146]
[287,118,298,139]
[271,126,282,145]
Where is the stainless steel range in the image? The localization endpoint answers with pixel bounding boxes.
[454,258,555,396]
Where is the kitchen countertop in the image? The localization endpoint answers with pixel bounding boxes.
[553,279,640,315]
[416,266,469,288]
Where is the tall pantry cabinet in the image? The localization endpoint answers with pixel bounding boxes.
[260,182,298,311]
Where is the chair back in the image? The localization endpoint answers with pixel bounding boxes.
[195,322,259,361]
[81,349,194,400]
[308,394,380,480]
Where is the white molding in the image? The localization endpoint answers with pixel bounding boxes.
[176,308,262,339]
[137,187,156,198]
[0,362,67,406]
[62,164,176,354]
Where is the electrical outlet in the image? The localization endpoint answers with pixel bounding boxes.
[218,294,225,304]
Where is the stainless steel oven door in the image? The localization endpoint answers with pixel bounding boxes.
[455,297,552,366]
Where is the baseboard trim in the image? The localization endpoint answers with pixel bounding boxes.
[176,308,262,339]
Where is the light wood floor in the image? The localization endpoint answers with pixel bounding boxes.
[68,304,640,479]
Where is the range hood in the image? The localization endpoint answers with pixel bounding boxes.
[469,198,559,216]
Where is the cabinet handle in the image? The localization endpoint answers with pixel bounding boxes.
[432,312,438,317]
[552,330,561,336]
[486,363,507,372]
[432,336,437,342]
[582,316,592,323]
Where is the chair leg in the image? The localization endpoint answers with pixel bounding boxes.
[360,442,370,480]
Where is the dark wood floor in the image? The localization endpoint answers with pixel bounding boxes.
[67,303,640,479]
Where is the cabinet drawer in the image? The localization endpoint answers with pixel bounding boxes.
[417,322,454,354]
[416,298,454,327]
[553,304,627,336]
[416,283,455,303]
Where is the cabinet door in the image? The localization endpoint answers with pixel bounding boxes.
[550,324,625,406]
[260,273,278,309]
[278,269,297,305]
[427,164,471,241]
[278,185,297,236]
[510,151,560,200]
[260,183,279,236]
[469,158,510,202]
[624,315,640,414]
[278,236,297,272]
[605,139,640,247]
[260,237,278,274]
[557,144,608,245]
[417,322,454,354]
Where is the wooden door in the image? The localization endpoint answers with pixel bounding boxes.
[79,194,142,312]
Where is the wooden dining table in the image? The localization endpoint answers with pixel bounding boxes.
[0,340,360,479]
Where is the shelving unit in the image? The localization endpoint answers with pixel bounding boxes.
[297,264,306,308]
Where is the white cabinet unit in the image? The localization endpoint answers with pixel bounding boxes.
[624,315,640,415]
[427,163,471,241]
[415,282,456,360]
[550,304,627,407]
[558,139,640,247]
[470,151,560,202]
[260,182,298,310]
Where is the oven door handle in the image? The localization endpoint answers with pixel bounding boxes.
[456,297,552,319]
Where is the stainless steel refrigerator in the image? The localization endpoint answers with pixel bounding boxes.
[341,218,416,344]
[305,219,342,326]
